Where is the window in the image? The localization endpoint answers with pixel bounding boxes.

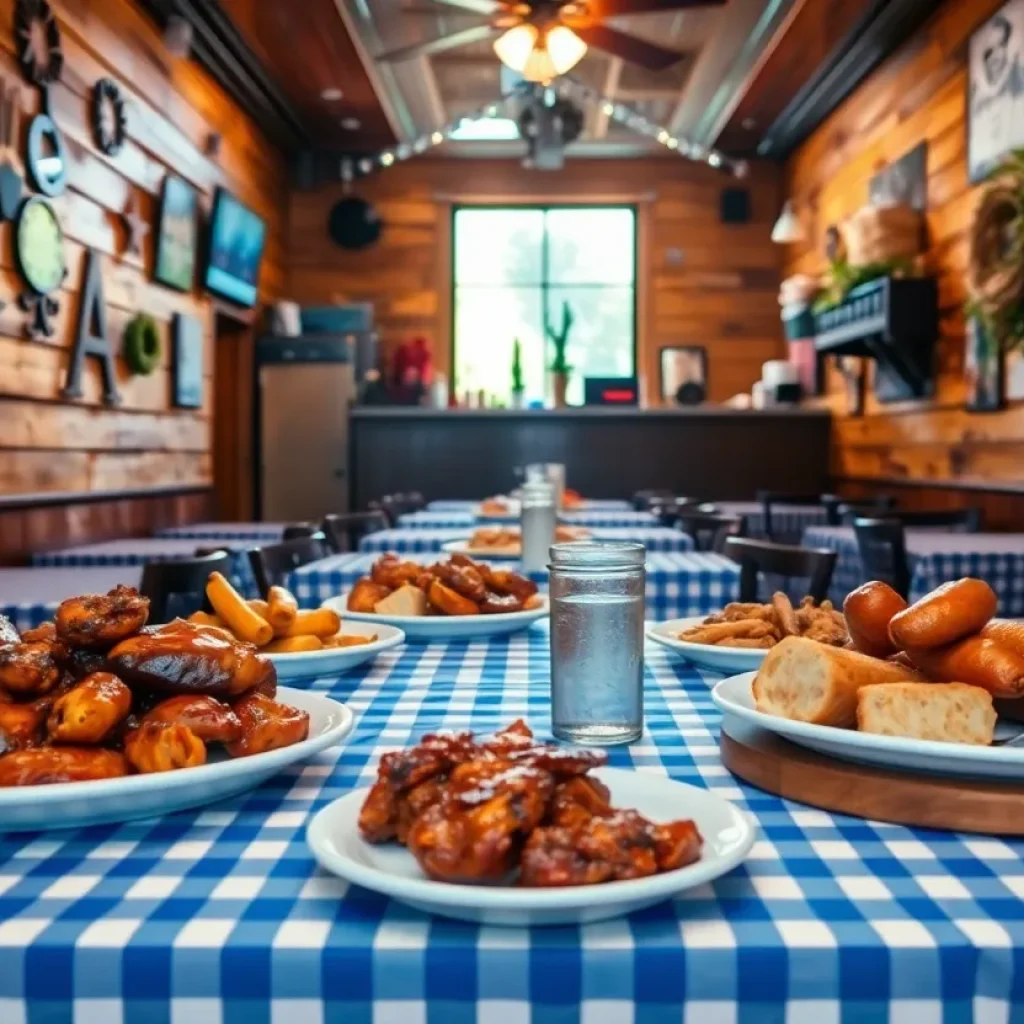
[452,206,636,405]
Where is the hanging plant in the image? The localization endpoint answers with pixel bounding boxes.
[968,149,1024,352]
[123,313,161,375]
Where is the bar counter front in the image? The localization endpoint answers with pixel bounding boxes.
[348,407,832,508]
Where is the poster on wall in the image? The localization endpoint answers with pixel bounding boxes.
[968,0,1024,182]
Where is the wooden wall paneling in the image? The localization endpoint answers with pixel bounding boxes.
[289,158,785,405]
[783,0,1024,498]
[0,0,288,561]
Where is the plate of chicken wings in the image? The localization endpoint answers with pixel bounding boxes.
[307,720,755,925]
[325,554,548,640]
[0,587,353,830]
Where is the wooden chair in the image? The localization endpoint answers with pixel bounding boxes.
[633,489,676,511]
[248,532,330,594]
[724,537,837,603]
[827,495,896,525]
[674,512,745,553]
[322,511,389,553]
[841,506,981,532]
[140,551,232,623]
[282,522,319,541]
[853,518,911,598]
[368,499,393,527]
[756,490,833,541]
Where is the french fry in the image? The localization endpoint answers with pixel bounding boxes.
[264,635,322,654]
[248,599,270,620]
[206,572,273,646]
[188,611,225,628]
[282,607,341,638]
[324,633,376,648]
[266,586,299,634]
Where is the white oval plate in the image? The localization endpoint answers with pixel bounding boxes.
[267,623,405,683]
[307,766,755,926]
[712,672,1024,780]
[0,688,354,832]
[322,594,548,640]
[441,538,521,560]
[647,617,770,676]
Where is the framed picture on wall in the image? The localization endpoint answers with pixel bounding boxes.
[172,313,204,408]
[965,316,1005,411]
[154,175,199,291]
[968,0,1024,182]
[660,346,707,405]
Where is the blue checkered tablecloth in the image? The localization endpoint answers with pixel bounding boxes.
[718,502,828,540]
[157,522,288,542]
[0,566,144,630]
[397,510,659,529]
[359,526,695,554]
[2,632,1024,1021]
[427,499,632,512]
[804,526,1024,613]
[288,551,738,618]
[32,538,259,598]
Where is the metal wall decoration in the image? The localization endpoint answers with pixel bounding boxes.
[63,249,120,405]
[969,0,1024,182]
[869,143,928,210]
[14,194,63,339]
[91,78,127,156]
[0,78,22,221]
[15,0,66,198]
[120,190,149,260]
[172,313,203,408]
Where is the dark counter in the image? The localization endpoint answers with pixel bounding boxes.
[349,407,832,507]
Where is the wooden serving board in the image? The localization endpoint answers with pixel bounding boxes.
[720,719,1024,835]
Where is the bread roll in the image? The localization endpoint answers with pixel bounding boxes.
[856,683,995,745]
[752,635,923,727]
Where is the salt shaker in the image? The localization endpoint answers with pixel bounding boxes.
[548,541,646,745]
[520,481,557,573]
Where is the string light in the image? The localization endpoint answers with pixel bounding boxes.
[344,79,745,181]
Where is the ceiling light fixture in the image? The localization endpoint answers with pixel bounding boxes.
[341,117,362,131]
[321,87,344,101]
[771,201,804,244]
[493,23,587,83]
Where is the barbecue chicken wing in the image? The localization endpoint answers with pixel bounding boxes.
[0,701,47,751]
[348,578,392,613]
[0,747,130,786]
[124,722,206,773]
[478,592,525,614]
[225,692,309,757]
[406,762,554,883]
[19,621,54,643]
[47,672,132,744]
[428,579,479,615]
[547,775,613,829]
[0,641,64,697]
[56,586,149,649]
[371,555,425,590]
[142,695,243,745]
[108,624,275,698]
[429,561,487,603]
[520,810,702,887]
[478,567,539,603]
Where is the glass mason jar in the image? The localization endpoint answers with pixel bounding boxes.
[520,480,557,574]
[548,541,646,745]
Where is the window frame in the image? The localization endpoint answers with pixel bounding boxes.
[449,202,639,397]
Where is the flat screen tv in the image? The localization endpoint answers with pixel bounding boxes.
[204,187,266,307]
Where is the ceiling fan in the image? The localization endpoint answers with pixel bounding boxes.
[377,0,727,79]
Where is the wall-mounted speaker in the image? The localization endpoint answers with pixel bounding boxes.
[720,187,751,224]
[328,196,382,250]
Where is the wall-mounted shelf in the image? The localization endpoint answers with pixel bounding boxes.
[814,276,937,402]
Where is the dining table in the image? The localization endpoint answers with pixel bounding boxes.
[1,627,1021,1021]
[803,526,1024,613]
[31,538,259,597]
[427,499,633,513]
[0,565,143,630]
[717,501,829,540]
[396,509,660,529]
[359,526,696,555]
[156,522,289,543]
[288,551,740,619]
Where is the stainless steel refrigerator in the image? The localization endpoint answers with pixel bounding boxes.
[255,334,369,522]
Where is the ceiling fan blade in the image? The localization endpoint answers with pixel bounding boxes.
[376,24,502,62]
[584,0,727,16]
[426,0,503,13]
[572,24,685,71]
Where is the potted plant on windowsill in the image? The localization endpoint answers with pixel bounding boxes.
[510,337,525,409]
[546,300,574,408]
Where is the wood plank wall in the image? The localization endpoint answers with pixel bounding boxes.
[783,0,1024,526]
[0,0,287,561]
[288,158,785,404]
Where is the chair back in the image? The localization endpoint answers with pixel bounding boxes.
[827,495,895,525]
[282,522,319,541]
[756,490,830,541]
[322,511,389,553]
[140,550,233,623]
[841,506,981,532]
[852,518,911,598]
[632,489,675,511]
[248,532,330,594]
[675,512,745,552]
[724,537,837,603]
